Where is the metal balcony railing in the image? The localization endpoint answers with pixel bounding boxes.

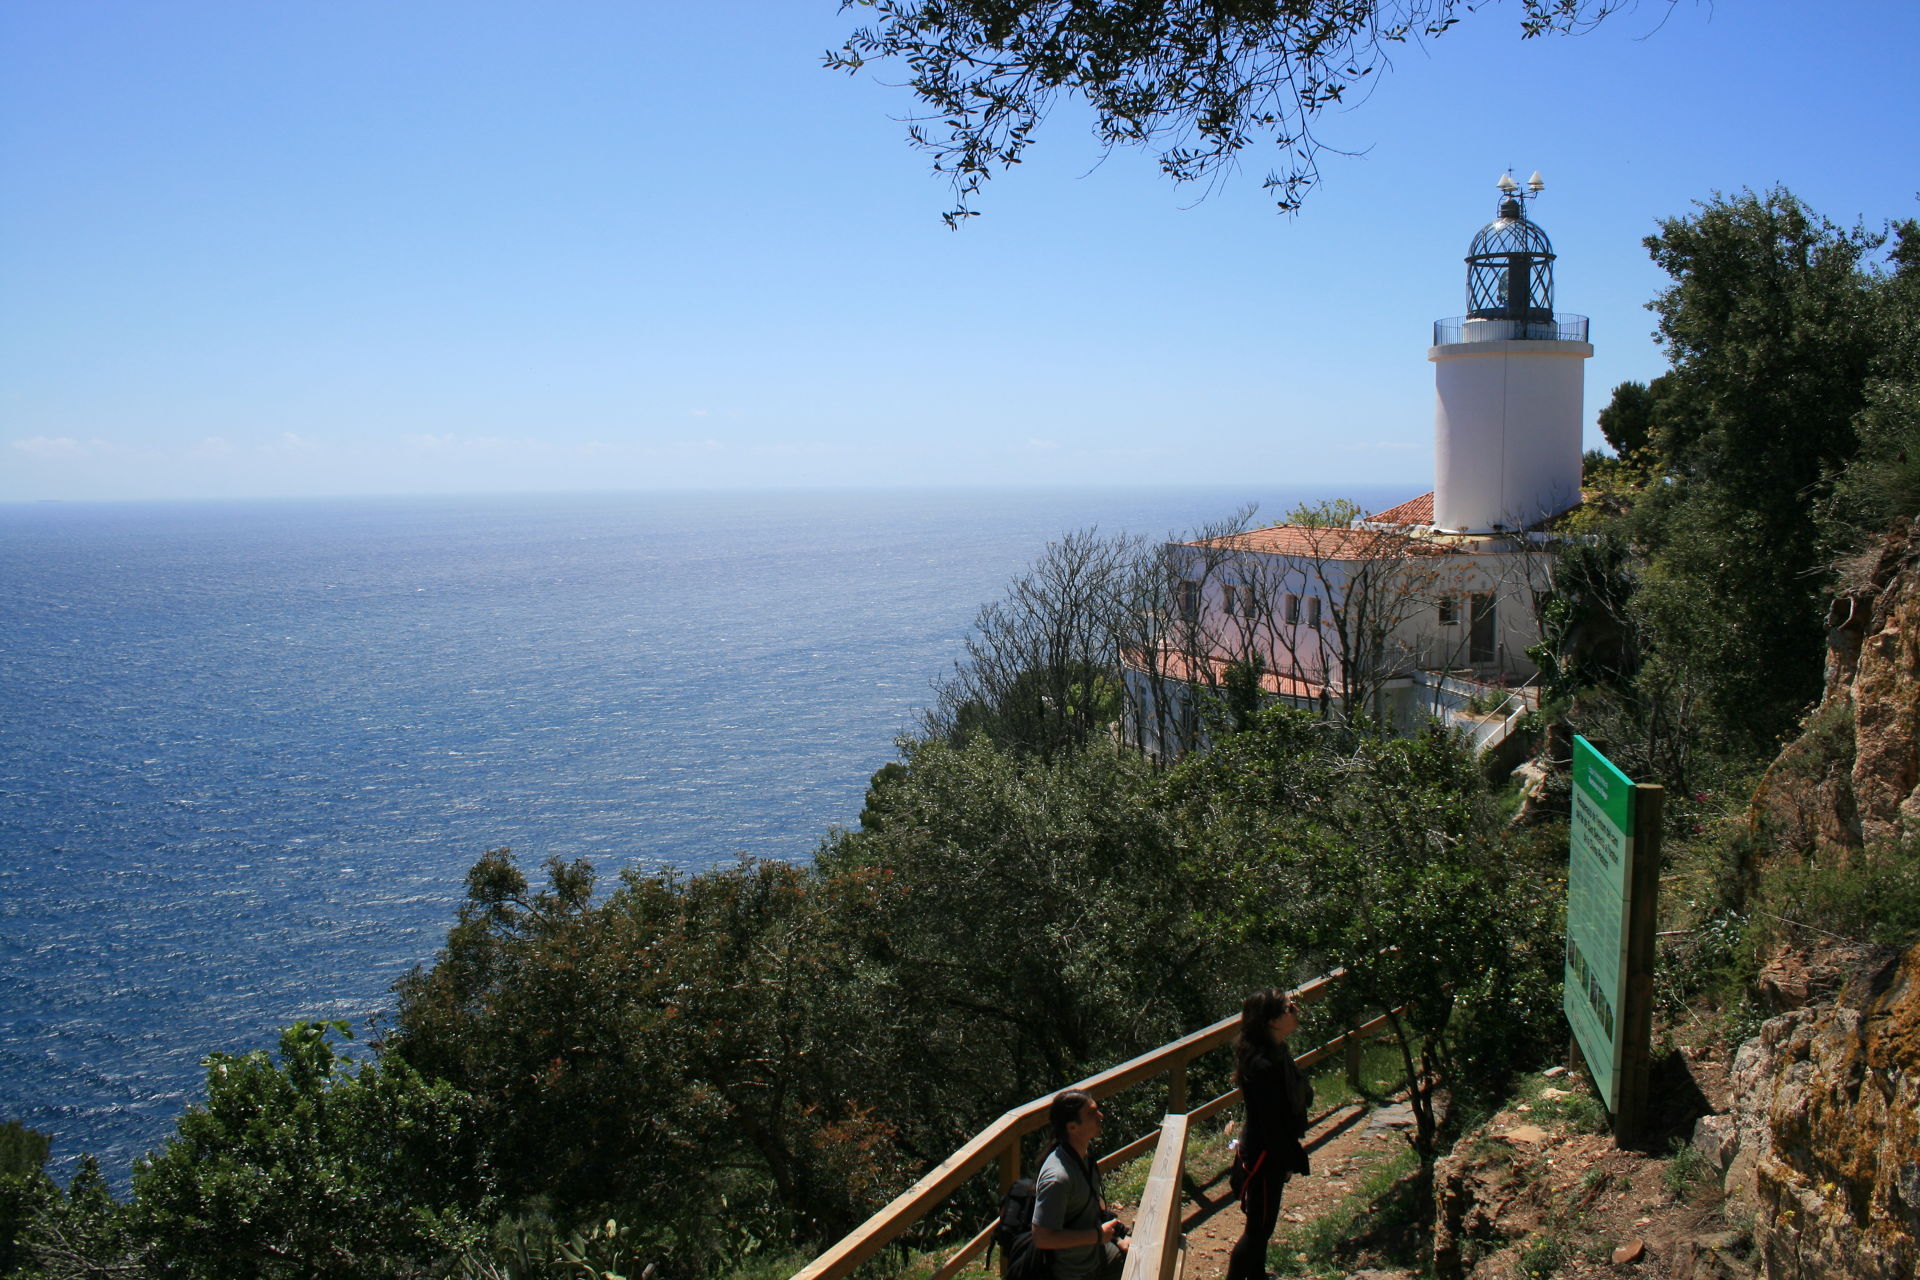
[1432,313,1589,345]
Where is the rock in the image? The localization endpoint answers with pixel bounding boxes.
[1542,1064,1568,1078]
[1367,1102,1415,1129]
[1722,943,1920,1279]
[1750,517,1920,856]
[1755,937,1895,1012]
[1611,1237,1646,1264]
[1691,1111,1739,1173]
[1502,1124,1551,1145]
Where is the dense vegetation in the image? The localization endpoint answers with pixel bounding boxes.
[6,187,1918,1279]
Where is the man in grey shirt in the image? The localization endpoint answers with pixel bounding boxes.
[1032,1090,1129,1280]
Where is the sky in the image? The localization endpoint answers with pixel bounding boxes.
[3,0,1916,503]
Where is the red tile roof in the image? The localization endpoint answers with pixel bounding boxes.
[1366,491,1435,526]
[1127,646,1331,702]
[1188,522,1441,560]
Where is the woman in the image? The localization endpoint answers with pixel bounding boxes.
[1227,989,1312,1280]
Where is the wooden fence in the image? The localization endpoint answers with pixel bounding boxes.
[791,965,1405,1280]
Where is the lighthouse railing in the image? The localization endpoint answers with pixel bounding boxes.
[1432,314,1588,345]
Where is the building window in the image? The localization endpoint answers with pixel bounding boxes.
[1177,580,1199,623]
[1306,596,1323,627]
[1438,597,1457,625]
[1223,583,1238,617]
[1284,594,1301,625]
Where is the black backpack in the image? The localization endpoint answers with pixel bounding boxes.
[991,1176,1052,1280]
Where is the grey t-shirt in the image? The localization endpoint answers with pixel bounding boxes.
[1033,1145,1107,1280]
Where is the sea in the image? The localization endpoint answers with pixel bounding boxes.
[0,485,1405,1186]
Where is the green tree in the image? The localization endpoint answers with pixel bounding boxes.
[1829,219,1920,538]
[829,0,1635,224]
[1595,378,1662,461]
[1628,189,1886,751]
[128,1021,492,1280]
[13,1156,137,1280]
[0,1122,51,1277]
[823,735,1263,1096]
[389,850,909,1263]
[1170,709,1562,1166]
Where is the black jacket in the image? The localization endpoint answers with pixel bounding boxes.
[1238,1045,1312,1177]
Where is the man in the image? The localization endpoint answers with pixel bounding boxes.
[1032,1090,1129,1280]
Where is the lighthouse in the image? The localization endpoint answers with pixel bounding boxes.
[1429,172,1592,534]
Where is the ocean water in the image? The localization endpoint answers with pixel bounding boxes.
[0,485,1405,1183]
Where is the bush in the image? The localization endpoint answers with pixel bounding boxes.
[1751,839,1920,950]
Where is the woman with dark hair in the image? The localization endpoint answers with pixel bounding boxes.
[1227,989,1312,1280]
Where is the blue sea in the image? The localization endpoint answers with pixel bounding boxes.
[0,485,1404,1185]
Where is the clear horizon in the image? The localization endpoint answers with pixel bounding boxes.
[5,0,1916,503]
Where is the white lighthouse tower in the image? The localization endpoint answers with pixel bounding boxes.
[1429,173,1592,534]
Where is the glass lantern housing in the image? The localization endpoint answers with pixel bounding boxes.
[1465,195,1555,324]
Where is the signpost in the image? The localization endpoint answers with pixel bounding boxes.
[1564,735,1661,1142]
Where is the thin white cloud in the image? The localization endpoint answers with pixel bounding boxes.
[11,436,110,459]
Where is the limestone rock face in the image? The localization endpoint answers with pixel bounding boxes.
[1847,527,1920,845]
[1752,518,1920,853]
[1709,943,1920,1279]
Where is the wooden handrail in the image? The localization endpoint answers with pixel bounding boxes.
[1121,1114,1190,1280]
[791,968,1359,1280]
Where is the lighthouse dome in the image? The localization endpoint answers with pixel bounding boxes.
[1465,197,1556,323]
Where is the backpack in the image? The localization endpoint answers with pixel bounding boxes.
[991,1176,1052,1280]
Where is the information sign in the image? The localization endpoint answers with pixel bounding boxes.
[1565,735,1636,1113]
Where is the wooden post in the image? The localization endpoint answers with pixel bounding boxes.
[1614,783,1664,1145]
[1168,1058,1188,1117]
[1345,1025,1364,1091]
[999,1143,1020,1196]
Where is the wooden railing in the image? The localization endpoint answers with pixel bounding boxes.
[791,966,1405,1280]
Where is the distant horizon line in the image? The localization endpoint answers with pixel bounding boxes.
[1,478,1428,509]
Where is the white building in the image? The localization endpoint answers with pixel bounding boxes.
[1126,174,1589,756]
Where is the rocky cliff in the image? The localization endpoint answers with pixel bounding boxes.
[1696,521,1920,1277]
[1750,516,1920,854]
[1694,943,1920,1280]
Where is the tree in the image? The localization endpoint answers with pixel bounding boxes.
[828,0,1638,224]
[1829,219,1920,539]
[928,528,1145,759]
[388,851,869,1262]
[1169,709,1563,1169]
[1,1122,52,1277]
[1627,188,1886,750]
[1596,377,1663,461]
[128,1021,493,1280]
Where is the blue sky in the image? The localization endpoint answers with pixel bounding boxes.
[4,0,1916,503]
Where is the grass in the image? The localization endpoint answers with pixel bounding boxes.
[1663,1137,1716,1200]
[1268,1145,1421,1278]
[1515,1232,1572,1278]
[1298,1040,1407,1113]
[1514,1073,1609,1135]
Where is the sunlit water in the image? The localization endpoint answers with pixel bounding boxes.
[0,484,1405,1183]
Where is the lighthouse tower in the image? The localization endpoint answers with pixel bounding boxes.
[1429,173,1592,534]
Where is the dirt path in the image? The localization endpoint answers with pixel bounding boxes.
[1121,1098,1421,1280]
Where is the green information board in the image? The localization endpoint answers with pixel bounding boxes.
[1565,735,1636,1113]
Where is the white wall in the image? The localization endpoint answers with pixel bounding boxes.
[1431,336,1591,534]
